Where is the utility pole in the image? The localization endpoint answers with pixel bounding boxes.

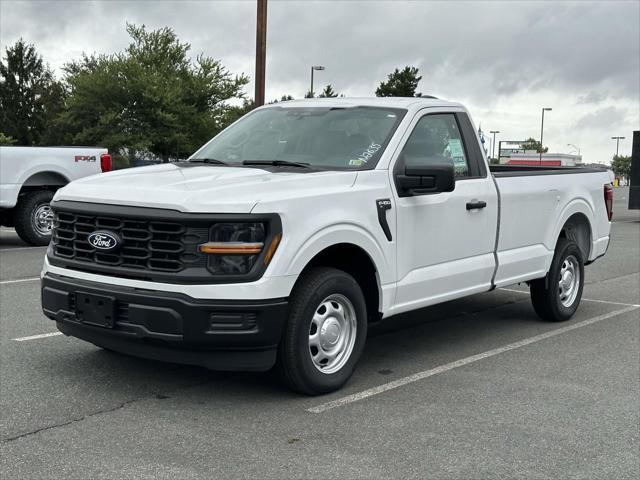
[254,0,267,107]
[611,136,625,157]
[490,130,500,161]
[539,107,552,164]
[309,65,325,98]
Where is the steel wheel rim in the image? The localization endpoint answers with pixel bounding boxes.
[308,293,357,374]
[32,204,53,236]
[558,255,580,307]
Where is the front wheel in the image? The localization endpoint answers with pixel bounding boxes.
[277,267,367,395]
[530,238,584,322]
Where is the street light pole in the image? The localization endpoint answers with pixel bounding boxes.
[611,136,625,157]
[490,130,500,161]
[309,65,325,98]
[539,107,552,164]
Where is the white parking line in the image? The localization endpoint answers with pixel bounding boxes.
[0,246,47,252]
[12,332,62,341]
[0,277,40,285]
[499,287,640,307]
[307,305,639,414]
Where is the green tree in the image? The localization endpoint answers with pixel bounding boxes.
[375,66,422,97]
[60,24,248,161]
[521,137,548,154]
[269,94,294,104]
[0,132,17,145]
[318,84,338,98]
[40,79,68,145]
[611,154,632,179]
[0,39,65,145]
[222,98,255,125]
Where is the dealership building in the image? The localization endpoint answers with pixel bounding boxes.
[497,141,583,166]
[502,151,583,167]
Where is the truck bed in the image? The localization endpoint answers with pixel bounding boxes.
[490,165,612,288]
[490,165,608,177]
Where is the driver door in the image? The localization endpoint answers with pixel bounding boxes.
[390,109,497,315]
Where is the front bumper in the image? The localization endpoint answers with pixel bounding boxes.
[41,273,288,371]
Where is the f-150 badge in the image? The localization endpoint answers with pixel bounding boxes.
[376,198,392,241]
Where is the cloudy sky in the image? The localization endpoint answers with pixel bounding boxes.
[1,0,638,163]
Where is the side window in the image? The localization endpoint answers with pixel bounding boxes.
[400,114,470,178]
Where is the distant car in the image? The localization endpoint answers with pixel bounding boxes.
[0,146,111,245]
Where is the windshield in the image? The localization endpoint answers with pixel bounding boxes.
[191,106,406,170]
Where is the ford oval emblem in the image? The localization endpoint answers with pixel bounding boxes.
[88,231,122,252]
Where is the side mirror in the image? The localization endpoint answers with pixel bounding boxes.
[396,159,456,197]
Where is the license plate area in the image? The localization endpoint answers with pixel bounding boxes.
[75,292,116,328]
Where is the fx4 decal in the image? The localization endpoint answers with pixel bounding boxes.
[75,155,96,162]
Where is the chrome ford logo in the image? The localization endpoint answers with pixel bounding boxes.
[88,231,121,252]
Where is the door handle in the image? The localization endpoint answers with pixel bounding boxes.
[466,200,487,210]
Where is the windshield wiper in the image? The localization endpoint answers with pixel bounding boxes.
[242,159,311,168]
[189,158,229,165]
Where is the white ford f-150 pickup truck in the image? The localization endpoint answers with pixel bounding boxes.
[41,98,613,394]
[0,146,111,245]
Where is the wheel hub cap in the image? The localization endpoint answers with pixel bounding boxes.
[32,204,53,236]
[558,255,580,308]
[320,318,341,349]
[308,294,357,375]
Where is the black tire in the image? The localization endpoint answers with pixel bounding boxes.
[530,238,584,322]
[277,267,368,395]
[14,190,55,246]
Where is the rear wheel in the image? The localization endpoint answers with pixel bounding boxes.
[277,267,367,395]
[14,190,55,246]
[530,238,584,322]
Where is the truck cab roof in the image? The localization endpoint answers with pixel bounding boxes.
[258,97,465,113]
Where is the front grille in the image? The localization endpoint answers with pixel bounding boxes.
[48,201,280,284]
[52,210,208,275]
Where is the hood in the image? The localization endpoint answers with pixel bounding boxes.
[54,163,357,213]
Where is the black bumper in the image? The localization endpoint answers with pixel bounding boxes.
[41,273,288,371]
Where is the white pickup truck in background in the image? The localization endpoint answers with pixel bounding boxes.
[41,98,613,394]
[0,146,111,245]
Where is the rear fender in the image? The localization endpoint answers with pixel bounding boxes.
[550,199,594,261]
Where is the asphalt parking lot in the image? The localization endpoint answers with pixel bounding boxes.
[1,187,638,479]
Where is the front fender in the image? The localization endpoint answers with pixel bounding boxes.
[284,222,392,285]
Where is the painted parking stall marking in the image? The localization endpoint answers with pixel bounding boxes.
[499,287,640,307]
[0,246,48,252]
[308,305,639,413]
[0,277,40,285]
[13,332,63,342]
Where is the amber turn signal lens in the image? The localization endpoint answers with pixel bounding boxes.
[199,242,264,255]
[263,233,282,266]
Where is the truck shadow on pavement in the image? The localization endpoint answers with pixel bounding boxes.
[0,229,30,248]
[46,289,557,401]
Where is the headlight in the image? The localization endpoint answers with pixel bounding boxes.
[198,222,281,276]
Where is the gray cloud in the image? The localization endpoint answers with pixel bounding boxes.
[573,106,629,130]
[576,92,607,104]
[1,0,638,162]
